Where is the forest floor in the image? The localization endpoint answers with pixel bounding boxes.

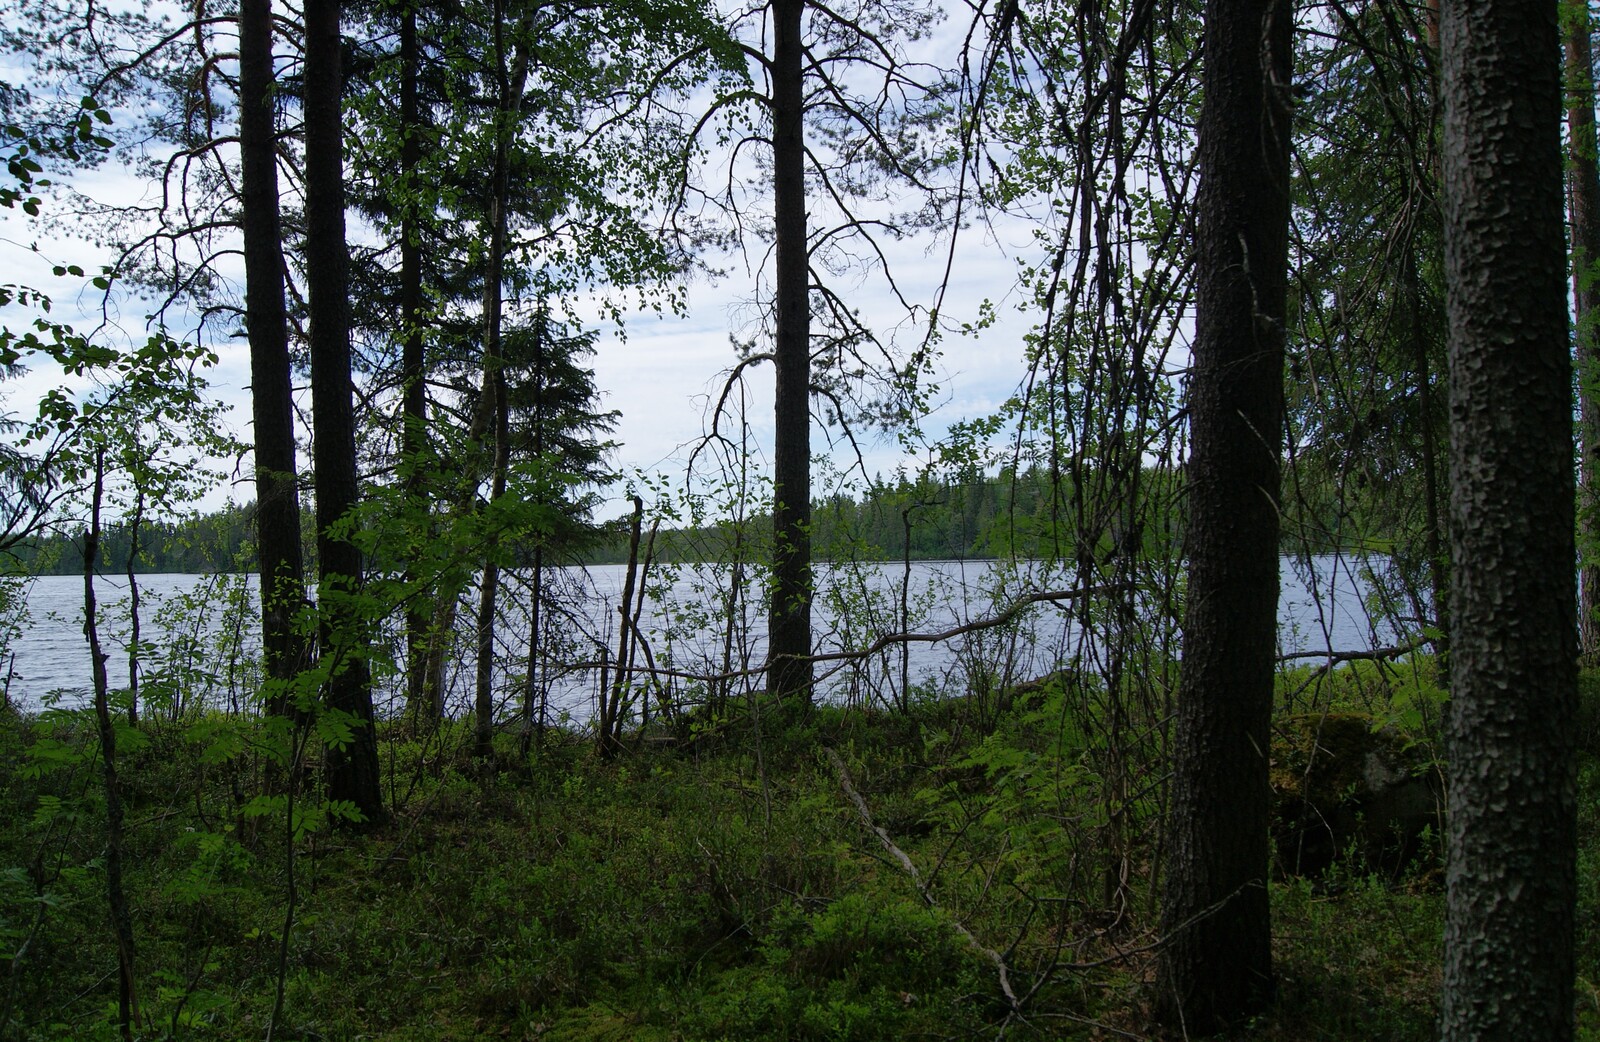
[0,663,1595,1041]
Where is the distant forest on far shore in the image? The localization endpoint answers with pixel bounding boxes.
[2,462,1389,578]
[7,467,1153,576]
[6,503,257,576]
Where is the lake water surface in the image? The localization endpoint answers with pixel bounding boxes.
[1,556,1410,716]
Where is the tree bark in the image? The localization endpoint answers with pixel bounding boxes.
[769,0,813,706]
[399,0,434,715]
[1565,0,1600,664]
[473,362,509,760]
[467,0,525,758]
[239,0,309,710]
[1154,0,1293,1028]
[124,488,142,725]
[85,450,138,1041]
[1438,0,1577,1034]
[521,543,544,753]
[304,0,384,825]
[601,496,644,757]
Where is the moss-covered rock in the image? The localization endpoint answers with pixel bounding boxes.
[1271,712,1443,879]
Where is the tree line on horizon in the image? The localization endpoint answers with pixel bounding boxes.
[5,466,1159,574]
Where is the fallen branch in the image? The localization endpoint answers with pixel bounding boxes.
[1275,638,1431,665]
[823,746,1025,1022]
[811,583,1126,665]
[555,582,1125,690]
[1277,638,1437,705]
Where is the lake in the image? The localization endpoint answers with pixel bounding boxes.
[0,556,1411,718]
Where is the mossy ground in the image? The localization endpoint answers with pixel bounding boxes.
[0,663,1594,1040]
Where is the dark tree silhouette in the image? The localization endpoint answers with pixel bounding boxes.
[1155,0,1293,1027]
[238,0,309,706]
[768,0,811,705]
[678,0,953,707]
[304,0,384,824]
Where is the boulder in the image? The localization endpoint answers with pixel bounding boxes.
[1270,712,1443,880]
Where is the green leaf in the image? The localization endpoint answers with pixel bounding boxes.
[31,794,63,827]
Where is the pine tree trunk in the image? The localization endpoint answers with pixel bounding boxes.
[1439,0,1577,1034]
[239,0,308,709]
[86,451,138,1041]
[473,364,509,760]
[304,0,384,825]
[769,0,813,706]
[399,1,434,715]
[469,0,523,759]
[1154,0,1292,1027]
[522,544,544,751]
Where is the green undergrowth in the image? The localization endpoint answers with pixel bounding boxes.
[0,662,1594,1040]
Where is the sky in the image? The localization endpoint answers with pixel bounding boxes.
[0,181,1042,523]
[0,2,1048,524]
[585,218,1037,503]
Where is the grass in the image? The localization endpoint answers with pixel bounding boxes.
[0,662,1593,1040]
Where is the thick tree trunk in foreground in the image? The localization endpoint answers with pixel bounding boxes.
[240,0,308,708]
[1439,0,1577,1034]
[1154,0,1292,1028]
[1565,3,1600,664]
[305,0,384,825]
[769,0,813,706]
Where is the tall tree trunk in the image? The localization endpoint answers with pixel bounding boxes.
[469,0,523,758]
[399,0,434,715]
[521,325,547,754]
[1438,0,1577,1034]
[305,0,384,825]
[473,363,509,760]
[124,487,142,726]
[85,450,138,1041]
[419,5,531,721]
[521,543,544,755]
[769,0,813,706]
[239,0,308,711]
[1154,0,1293,1028]
[1565,0,1600,663]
